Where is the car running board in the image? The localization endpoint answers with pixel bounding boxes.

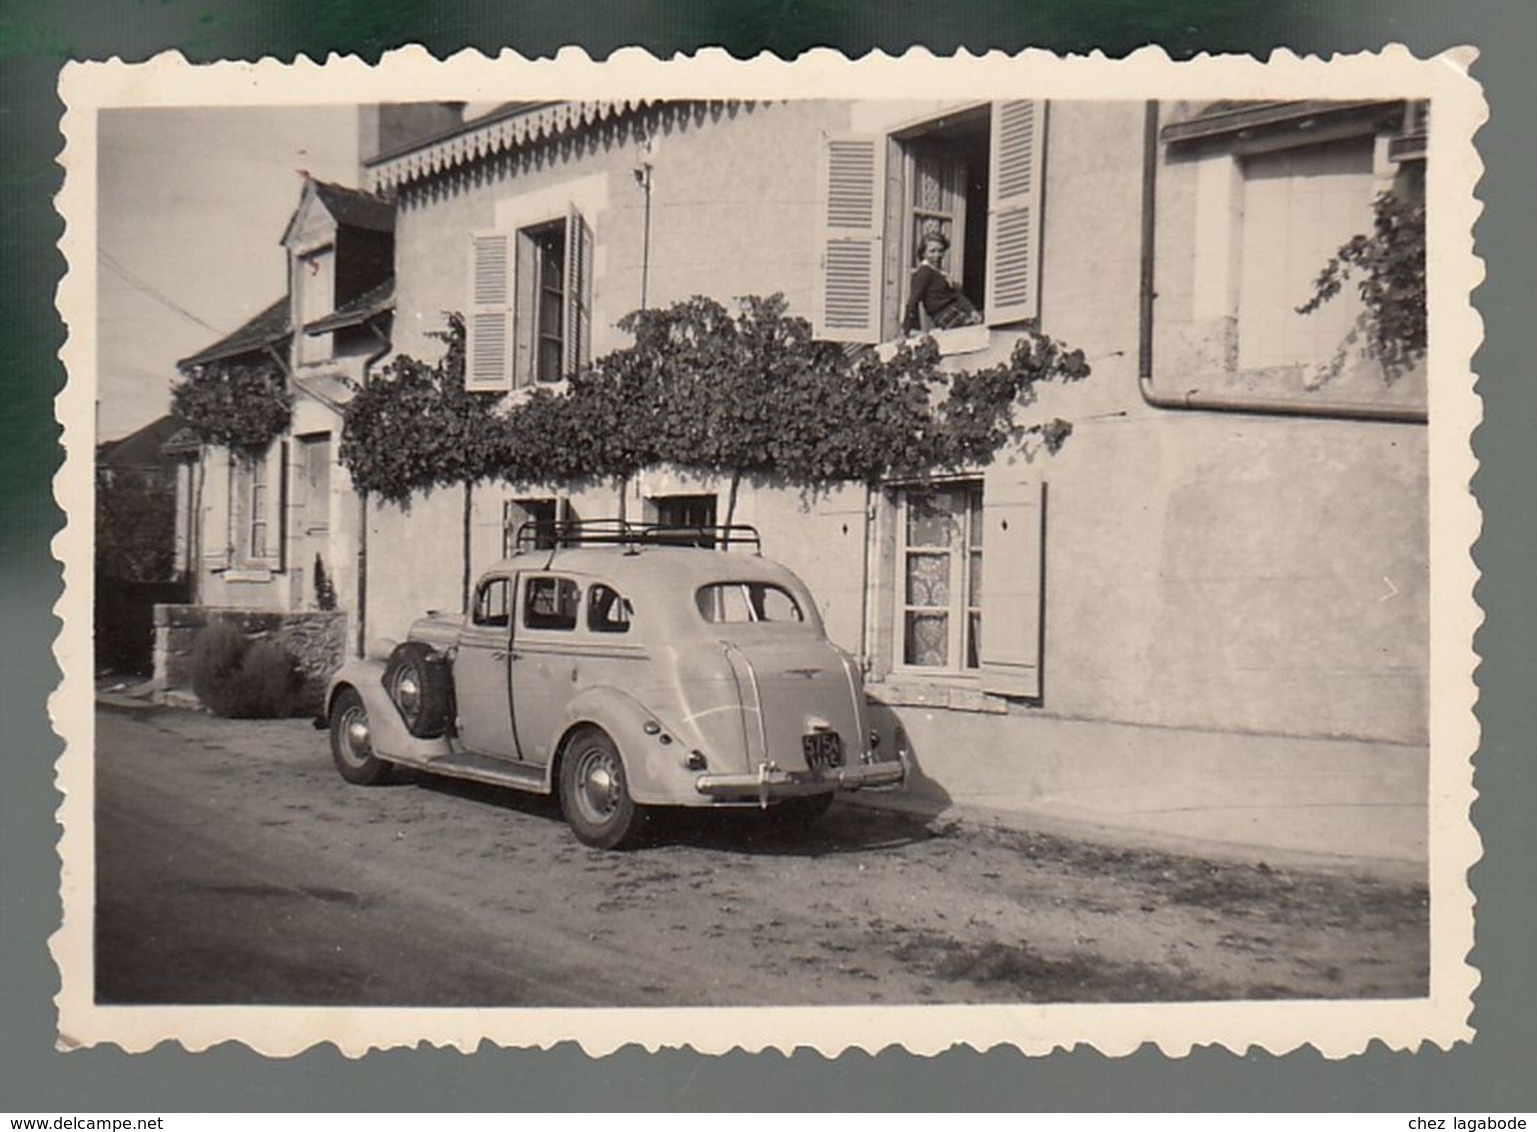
[424,750,551,794]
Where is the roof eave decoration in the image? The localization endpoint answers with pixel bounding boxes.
[366,100,651,192]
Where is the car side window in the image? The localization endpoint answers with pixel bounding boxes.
[587,583,633,634]
[523,575,580,631]
[472,577,512,627]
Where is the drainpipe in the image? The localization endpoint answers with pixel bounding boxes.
[354,319,392,657]
[1135,101,1427,425]
[858,481,874,676]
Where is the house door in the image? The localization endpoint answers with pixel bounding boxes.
[294,433,333,608]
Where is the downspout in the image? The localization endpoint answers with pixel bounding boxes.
[354,319,392,657]
[859,481,874,676]
[1135,101,1427,425]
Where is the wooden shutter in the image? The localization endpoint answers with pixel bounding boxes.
[978,463,1045,698]
[814,135,884,344]
[467,231,513,391]
[564,204,594,376]
[276,440,289,572]
[985,101,1046,326]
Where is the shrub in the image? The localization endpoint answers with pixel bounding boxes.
[190,621,302,719]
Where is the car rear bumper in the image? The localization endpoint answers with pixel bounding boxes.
[693,755,907,802]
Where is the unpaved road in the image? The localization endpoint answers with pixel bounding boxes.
[94,705,1428,1006]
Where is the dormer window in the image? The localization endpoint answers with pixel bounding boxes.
[295,245,336,365]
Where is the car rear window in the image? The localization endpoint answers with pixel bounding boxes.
[696,582,804,624]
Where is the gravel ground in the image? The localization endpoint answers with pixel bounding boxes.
[94,704,1429,1006]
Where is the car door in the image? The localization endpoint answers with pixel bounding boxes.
[453,574,519,760]
[510,572,582,765]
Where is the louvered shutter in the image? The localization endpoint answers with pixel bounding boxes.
[276,440,289,572]
[467,232,513,391]
[814,135,884,344]
[985,101,1046,326]
[564,204,594,376]
[978,463,1045,698]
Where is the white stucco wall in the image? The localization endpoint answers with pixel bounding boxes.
[360,98,1428,758]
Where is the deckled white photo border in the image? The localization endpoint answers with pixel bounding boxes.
[52,45,1485,1058]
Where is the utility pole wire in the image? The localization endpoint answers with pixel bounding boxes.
[97,247,226,336]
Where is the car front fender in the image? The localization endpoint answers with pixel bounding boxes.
[325,658,454,767]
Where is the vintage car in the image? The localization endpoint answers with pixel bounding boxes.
[322,521,907,848]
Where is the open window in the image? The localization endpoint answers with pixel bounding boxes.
[502,496,569,556]
[466,203,593,392]
[814,101,1047,344]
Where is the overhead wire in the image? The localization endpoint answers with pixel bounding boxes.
[97,247,226,336]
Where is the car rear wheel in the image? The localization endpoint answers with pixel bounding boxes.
[329,687,394,785]
[560,727,645,850]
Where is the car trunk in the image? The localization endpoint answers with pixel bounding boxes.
[720,634,868,774]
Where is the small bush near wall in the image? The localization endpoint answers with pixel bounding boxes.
[189,620,302,719]
[156,606,345,714]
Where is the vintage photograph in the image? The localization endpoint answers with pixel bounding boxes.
[56,49,1482,1056]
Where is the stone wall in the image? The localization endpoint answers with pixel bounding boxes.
[153,604,346,714]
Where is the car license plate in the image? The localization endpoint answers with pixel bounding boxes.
[802,731,844,771]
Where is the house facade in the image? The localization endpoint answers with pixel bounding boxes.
[349,97,1428,834]
[173,178,395,620]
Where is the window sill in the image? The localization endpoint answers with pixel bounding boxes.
[866,676,1008,715]
[876,323,992,362]
[215,567,275,584]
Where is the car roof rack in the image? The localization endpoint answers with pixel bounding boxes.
[512,518,762,555]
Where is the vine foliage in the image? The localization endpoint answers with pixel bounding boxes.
[1297,191,1427,382]
[171,357,292,454]
[341,296,1091,508]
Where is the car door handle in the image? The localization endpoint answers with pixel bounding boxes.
[493,649,519,661]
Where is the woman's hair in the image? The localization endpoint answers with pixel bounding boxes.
[919,230,950,255]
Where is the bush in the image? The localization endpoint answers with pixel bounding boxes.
[190,621,302,718]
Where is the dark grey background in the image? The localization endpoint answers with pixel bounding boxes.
[2,0,1531,1111]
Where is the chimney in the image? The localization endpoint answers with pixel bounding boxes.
[358,102,466,178]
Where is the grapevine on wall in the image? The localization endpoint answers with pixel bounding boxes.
[171,358,293,454]
[339,296,1091,508]
[1297,191,1428,382]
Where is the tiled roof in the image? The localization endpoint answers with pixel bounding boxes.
[178,297,290,368]
[305,278,394,334]
[97,414,191,468]
[1161,100,1398,145]
[311,179,395,233]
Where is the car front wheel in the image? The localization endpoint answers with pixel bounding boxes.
[560,727,644,849]
[329,687,393,785]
